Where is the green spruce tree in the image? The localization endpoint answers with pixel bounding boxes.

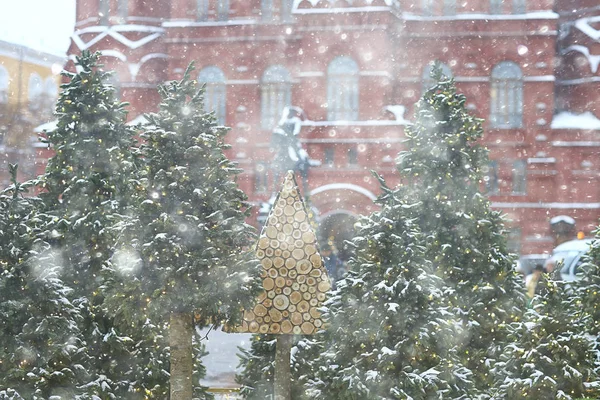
[491,274,600,399]
[37,51,155,398]
[306,177,472,399]
[0,165,90,399]
[236,333,320,399]
[112,63,261,398]
[396,65,525,391]
[573,225,600,360]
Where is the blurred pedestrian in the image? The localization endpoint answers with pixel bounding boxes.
[526,263,545,300]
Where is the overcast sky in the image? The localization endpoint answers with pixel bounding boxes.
[0,0,76,56]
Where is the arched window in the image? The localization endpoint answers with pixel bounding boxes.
[490,61,523,129]
[444,0,456,15]
[40,77,59,118]
[99,0,110,25]
[198,66,226,125]
[327,56,359,121]
[217,0,229,21]
[28,73,43,111]
[261,65,291,130]
[261,0,273,21]
[490,0,502,14]
[29,74,58,117]
[0,66,9,104]
[197,0,208,21]
[422,61,453,93]
[513,0,525,13]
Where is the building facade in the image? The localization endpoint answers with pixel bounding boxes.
[64,0,599,259]
[0,40,63,185]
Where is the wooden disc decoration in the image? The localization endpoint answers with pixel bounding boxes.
[236,171,331,335]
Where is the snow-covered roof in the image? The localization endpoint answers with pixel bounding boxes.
[127,114,149,126]
[561,45,600,74]
[551,111,600,130]
[575,16,600,42]
[34,120,58,133]
[550,215,576,225]
[198,327,252,389]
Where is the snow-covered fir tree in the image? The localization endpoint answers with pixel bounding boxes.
[306,176,473,399]
[111,63,261,398]
[491,273,600,399]
[573,225,600,356]
[0,165,90,399]
[36,51,157,398]
[395,65,525,392]
[237,333,321,399]
[237,334,278,399]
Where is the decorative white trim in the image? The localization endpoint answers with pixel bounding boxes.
[561,45,600,74]
[75,17,100,27]
[130,53,169,79]
[294,6,390,15]
[297,71,324,78]
[72,25,164,51]
[301,120,409,127]
[310,183,377,201]
[100,49,127,62]
[403,11,559,21]
[404,30,557,38]
[226,79,260,85]
[527,157,556,164]
[523,75,555,82]
[552,141,600,146]
[574,16,600,42]
[359,71,391,77]
[556,76,600,85]
[162,19,257,28]
[127,16,164,24]
[492,202,600,209]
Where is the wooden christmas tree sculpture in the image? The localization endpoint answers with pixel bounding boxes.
[236,171,330,336]
[235,170,331,399]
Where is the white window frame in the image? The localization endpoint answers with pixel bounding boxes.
[99,0,110,25]
[490,61,523,129]
[490,0,502,14]
[444,0,456,15]
[217,0,229,21]
[261,65,291,130]
[198,66,227,125]
[327,56,359,121]
[512,160,527,195]
[197,0,208,21]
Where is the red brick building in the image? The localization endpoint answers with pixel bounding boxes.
[65,0,599,259]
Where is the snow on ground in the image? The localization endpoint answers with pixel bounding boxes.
[199,326,252,389]
[551,111,600,130]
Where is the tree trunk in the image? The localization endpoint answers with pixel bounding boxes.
[170,312,193,400]
[274,334,293,400]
